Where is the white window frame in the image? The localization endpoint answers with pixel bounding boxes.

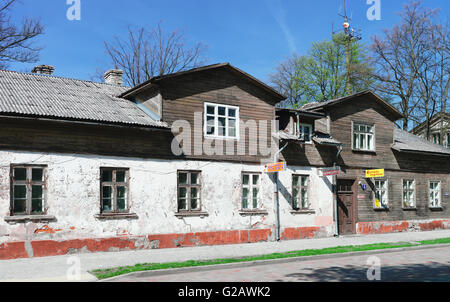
[292,175,310,210]
[374,179,388,209]
[241,173,261,210]
[352,122,375,151]
[402,179,416,208]
[204,102,240,140]
[297,123,313,143]
[429,181,441,208]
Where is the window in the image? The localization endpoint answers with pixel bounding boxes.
[432,133,441,145]
[178,171,201,212]
[204,102,239,139]
[297,124,313,143]
[402,180,415,208]
[374,180,388,209]
[292,175,310,210]
[242,173,260,210]
[101,168,129,213]
[429,181,441,208]
[446,133,450,149]
[11,166,46,215]
[353,123,375,151]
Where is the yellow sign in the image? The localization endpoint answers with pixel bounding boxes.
[266,162,286,173]
[375,199,381,208]
[365,169,385,178]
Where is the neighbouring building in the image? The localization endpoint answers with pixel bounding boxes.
[298,91,450,235]
[0,64,448,260]
[411,112,450,148]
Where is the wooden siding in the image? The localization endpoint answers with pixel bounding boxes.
[339,168,450,223]
[0,117,176,160]
[157,68,278,163]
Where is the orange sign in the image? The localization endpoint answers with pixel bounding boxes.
[266,162,286,173]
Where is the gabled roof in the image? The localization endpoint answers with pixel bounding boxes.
[301,91,404,121]
[276,108,326,119]
[0,69,168,128]
[411,112,450,134]
[120,63,287,105]
[392,128,450,156]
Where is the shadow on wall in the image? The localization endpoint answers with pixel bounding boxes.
[278,262,450,282]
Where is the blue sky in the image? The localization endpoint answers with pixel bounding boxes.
[9,0,450,85]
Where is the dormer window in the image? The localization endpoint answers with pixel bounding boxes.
[297,123,313,143]
[204,102,240,139]
[352,122,375,151]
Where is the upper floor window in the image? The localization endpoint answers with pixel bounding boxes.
[297,124,313,143]
[353,123,375,151]
[402,180,415,208]
[242,173,260,210]
[374,179,388,209]
[432,133,441,145]
[178,171,202,212]
[204,102,239,139]
[11,165,47,216]
[429,181,441,208]
[101,168,129,213]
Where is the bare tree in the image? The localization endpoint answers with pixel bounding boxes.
[0,0,44,69]
[369,0,448,132]
[101,23,207,86]
[268,54,306,108]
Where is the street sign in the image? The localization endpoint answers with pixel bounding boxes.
[365,169,384,178]
[265,162,286,173]
[319,167,341,177]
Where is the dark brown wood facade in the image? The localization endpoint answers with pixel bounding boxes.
[278,93,449,231]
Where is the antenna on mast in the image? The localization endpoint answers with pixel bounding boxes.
[332,0,363,95]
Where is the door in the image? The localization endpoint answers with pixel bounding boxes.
[337,179,356,235]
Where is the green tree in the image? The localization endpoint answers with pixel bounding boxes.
[271,33,373,108]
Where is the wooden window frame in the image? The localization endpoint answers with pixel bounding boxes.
[177,170,202,213]
[297,123,313,143]
[10,165,47,216]
[352,121,376,152]
[100,168,130,214]
[204,102,240,140]
[402,179,416,209]
[292,174,310,210]
[241,172,262,211]
[429,180,442,208]
[374,179,389,209]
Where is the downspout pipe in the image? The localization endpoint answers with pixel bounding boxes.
[274,142,289,242]
[333,144,343,237]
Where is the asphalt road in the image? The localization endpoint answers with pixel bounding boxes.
[112,245,450,282]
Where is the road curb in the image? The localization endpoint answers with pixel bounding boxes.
[99,242,450,282]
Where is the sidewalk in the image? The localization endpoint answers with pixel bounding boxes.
[1,229,450,282]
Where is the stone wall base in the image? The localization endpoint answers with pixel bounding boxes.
[0,226,331,260]
[356,219,450,235]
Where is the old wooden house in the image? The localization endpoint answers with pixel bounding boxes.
[0,64,448,260]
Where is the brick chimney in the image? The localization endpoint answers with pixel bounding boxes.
[32,65,55,75]
[104,69,124,86]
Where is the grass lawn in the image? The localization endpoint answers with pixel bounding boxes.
[91,237,450,280]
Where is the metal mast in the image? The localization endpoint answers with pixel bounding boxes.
[334,0,362,95]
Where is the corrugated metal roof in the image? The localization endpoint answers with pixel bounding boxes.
[392,128,450,155]
[0,70,168,128]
